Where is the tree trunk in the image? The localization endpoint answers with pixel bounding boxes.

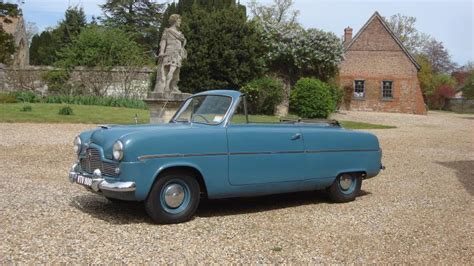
[274,77,291,117]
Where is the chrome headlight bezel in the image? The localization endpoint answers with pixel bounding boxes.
[73,136,82,154]
[113,140,124,161]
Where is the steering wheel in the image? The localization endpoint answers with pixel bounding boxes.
[192,114,210,123]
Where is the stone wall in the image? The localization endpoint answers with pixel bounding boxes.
[339,13,426,115]
[0,65,154,99]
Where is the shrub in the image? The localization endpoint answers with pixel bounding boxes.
[240,77,284,115]
[42,70,71,95]
[290,78,336,119]
[10,91,40,103]
[426,85,456,110]
[3,91,148,109]
[0,93,17,103]
[328,83,344,110]
[149,71,157,91]
[462,71,474,99]
[58,106,74,115]
[20,105,32,112]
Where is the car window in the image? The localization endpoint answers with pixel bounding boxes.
[230,98,248,124]
[174,95,232,125]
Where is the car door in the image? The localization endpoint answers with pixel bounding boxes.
[226,123,306,185]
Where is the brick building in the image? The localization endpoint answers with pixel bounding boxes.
[339,12,426,114]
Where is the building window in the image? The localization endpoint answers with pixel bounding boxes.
[354,80,365,98]
[382,81,393,98]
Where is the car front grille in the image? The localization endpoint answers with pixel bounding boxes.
[80,148,118,177]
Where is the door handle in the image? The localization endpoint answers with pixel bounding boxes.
[291,133,301,140]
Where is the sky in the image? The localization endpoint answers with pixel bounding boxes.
[13,0,474,66]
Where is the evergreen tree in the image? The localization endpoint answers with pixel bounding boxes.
[159,0,264,93]
[100,0,165,52]
[29,6,86,65]
[57,6,87,45]
[29,31,59,65]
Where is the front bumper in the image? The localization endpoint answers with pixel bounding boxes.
[68,163,136,193]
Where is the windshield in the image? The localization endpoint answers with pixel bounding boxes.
[173,95,232,125]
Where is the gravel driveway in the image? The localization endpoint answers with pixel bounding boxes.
[1,111,473,263]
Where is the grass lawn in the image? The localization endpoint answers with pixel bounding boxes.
[0,103,395,129]
[0,103,150,124]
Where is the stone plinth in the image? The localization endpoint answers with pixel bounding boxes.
[144,91,191,123]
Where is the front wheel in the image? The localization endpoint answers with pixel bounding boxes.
[327,173,362,203]
[145,170,200,224]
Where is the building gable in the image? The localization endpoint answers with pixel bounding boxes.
[345,12,420,70]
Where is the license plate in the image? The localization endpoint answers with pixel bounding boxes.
[76,175,93,187]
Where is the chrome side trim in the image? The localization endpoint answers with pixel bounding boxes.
[305,149,381,154]
[231,150,304,156]
[138,152,228,161]
[137,149,381,161]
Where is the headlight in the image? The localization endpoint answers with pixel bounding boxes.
[113,140,124,161]
[73,136,82,154]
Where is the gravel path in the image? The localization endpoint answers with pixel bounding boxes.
[1,111,473,263]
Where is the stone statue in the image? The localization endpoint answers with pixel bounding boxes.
[154,14,187,93]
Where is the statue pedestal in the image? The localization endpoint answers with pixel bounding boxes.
[144,92,191,123]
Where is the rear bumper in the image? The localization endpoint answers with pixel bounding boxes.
[363,164,385,180]
[68,163,136,193]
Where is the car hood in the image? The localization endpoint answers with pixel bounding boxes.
[86,123,193,159]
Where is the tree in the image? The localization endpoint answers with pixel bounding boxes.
[25,21,38,44]
[421,73,456,109]
[422,38,457,74]
[462,71,474,99]
[415,54,434,95]
[29,6,86,65]
[384,14,429,54]
[248,0,299,26]
[430,84,456,109]
[0,2,22,17]
[385,13,457,75]
[57,6,87,45]
[0,2,20,64]
[100,0,165,52]
[461,61,474,72]
[0,26,15,64]
[58,25,147,68]
[156,0,265,93]
[47,25,148,96]
[249,0,343,114]
[257,21,343,110]
[29,30,61,65]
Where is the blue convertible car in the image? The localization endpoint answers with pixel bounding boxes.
[69,90,383,224]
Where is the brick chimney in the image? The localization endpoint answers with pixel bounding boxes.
[343,27,353,48]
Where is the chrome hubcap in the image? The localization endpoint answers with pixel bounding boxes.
[339,175,353,190]
[163,184,185,208]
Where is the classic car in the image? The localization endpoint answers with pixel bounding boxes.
[69,90,383,224]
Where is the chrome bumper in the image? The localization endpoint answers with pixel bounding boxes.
[68,163,136,193]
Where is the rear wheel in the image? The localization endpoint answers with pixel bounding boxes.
[327,173,362,203]
[145,170,200,224]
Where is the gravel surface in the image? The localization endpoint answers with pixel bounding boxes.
[1,111,473,263]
